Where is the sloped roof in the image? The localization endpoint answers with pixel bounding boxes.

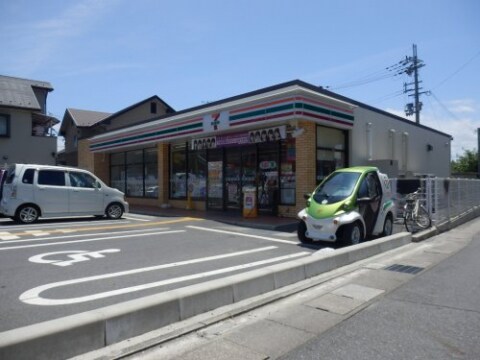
[66,108,112,127]
[0,75,53,110]
[93,95,175,128]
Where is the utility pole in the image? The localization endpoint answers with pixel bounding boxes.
[400,44,427,124]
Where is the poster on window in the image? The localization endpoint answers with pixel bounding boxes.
[249,125,286,143]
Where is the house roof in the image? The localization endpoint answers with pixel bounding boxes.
[66,108,113,127]
[0,75,54,110]
[93,95,175,128]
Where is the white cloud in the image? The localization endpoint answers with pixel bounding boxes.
[446,99,477,114]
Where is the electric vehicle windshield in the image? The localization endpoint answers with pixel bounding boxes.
[313,172,361,204]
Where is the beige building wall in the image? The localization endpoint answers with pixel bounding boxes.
[77,139,95,172]
[0,109,57,165]
[101,100,170,132]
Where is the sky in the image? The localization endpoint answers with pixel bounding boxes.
[1,0,479,159]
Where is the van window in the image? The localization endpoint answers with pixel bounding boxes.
[69,172,98,188]
[22,169,35,184]
[38,170,66,186]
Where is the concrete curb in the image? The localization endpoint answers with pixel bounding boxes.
[0,232,412,360]
[412,206,480,242]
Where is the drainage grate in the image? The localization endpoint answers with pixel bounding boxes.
[384,264,425,275]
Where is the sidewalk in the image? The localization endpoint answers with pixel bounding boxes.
[125,217,480,359]
[129,204,299,232]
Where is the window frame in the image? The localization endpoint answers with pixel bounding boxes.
[0,113,11,137]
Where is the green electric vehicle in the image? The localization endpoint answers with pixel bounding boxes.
[297,166,396,245]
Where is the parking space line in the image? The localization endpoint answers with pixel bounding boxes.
[0,230,184,251]
[0,217,201,240]
[25,230,50,237]
[20,249,309,305]
[123,216,152,222]
[0,232,20,241]
[187,226,299,245]
[0,227,170,246]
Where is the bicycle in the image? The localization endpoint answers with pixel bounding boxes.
[403,188,432,232]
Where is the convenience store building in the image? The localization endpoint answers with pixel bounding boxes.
[82,80,452,218]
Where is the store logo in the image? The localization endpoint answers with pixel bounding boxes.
[203,111,229,132]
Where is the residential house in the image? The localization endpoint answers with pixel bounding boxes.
[59,95,174,167]
[0,75,59,166]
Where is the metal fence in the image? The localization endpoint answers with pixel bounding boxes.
[391,177,480,226]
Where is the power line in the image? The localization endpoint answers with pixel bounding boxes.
[429,91,460,121]
[326,60,405,90]
[432,49,480,90]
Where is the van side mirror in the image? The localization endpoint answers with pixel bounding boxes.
[303,193,311,200]
[94,181,102,189]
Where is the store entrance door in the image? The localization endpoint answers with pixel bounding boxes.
[207,149,223,210]
[225,149,241,210]
[224,146,256,212]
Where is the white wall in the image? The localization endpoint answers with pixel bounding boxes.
[350,107,451,177]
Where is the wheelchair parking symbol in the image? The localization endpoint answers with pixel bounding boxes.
[29,249,120,267]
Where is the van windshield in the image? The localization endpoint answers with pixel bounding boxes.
[313,172,361,204]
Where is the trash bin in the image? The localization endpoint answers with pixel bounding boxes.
[242,186,257,218]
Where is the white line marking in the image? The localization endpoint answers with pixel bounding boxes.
[0,220,130,231]
[123,216,151,222]
[25,230,50,237]
[20,250,308,305]
[0,227,170,246]
[29,249,121,267]
[0,230,183,251]
[0,232,20,240]
[187,225,299,245]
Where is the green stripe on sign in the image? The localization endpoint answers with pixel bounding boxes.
[230,103,295,121]
[91,122,203,149]
[298,103,354,121]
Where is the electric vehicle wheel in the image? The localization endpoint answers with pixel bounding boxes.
[297,220,313,244]
[342,222,363,245]
[382,214,394,237]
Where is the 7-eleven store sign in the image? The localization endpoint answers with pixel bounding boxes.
[203,111,229,132]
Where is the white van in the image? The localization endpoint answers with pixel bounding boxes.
[0,164,129,223]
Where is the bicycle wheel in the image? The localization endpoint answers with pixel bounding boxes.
[414,206,431,229]
[404,213,416,233]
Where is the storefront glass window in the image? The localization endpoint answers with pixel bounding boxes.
[109,147,157,198]
[280,138,296,205]
[170,143,187,199]
[126,150,143,197]
[144,148,158,198]
[188,150,207,199]
[316,126,347,183]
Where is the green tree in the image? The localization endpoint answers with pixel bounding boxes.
[451,149,478,173]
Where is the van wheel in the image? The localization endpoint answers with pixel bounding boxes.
[16,205,40,224]
[106,203,123,219]
[297,220,313,244]
[342,222,363,246]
